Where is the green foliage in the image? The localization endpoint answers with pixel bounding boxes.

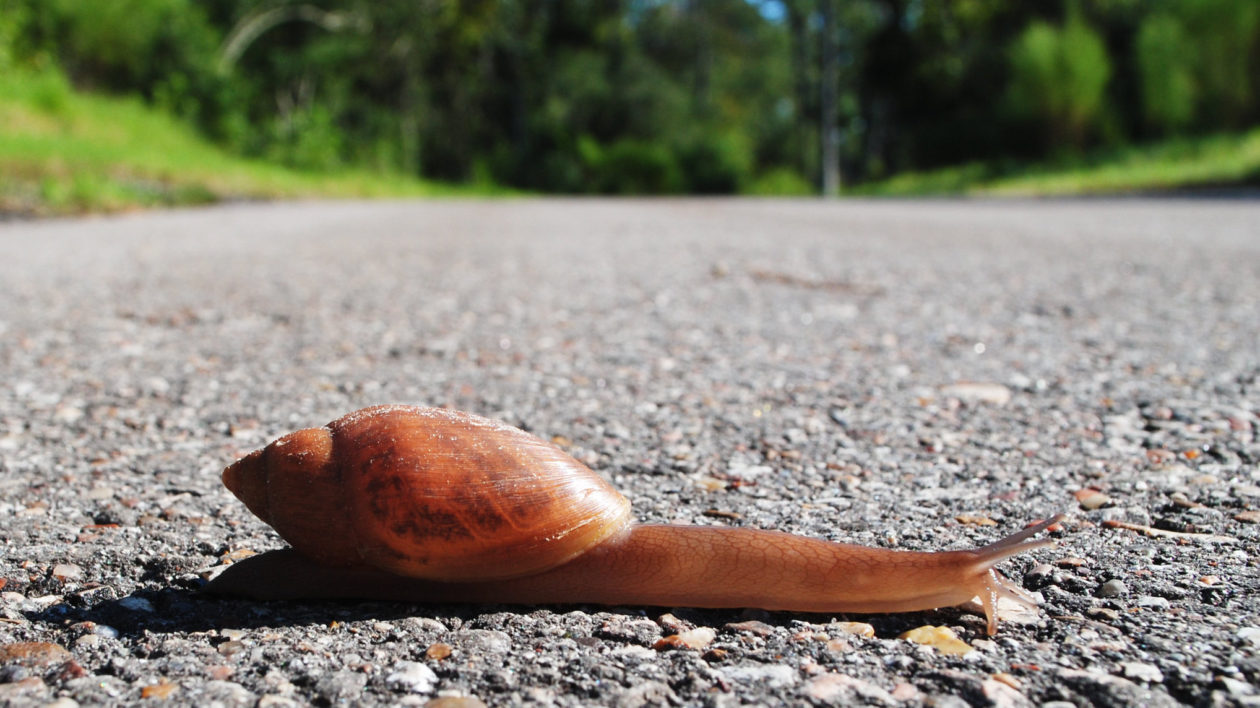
[1135,13,1196,135]
[1179,0,1260,128]
[4,0,1260,200]
[44,0,172,80]
[28,66,72,116]
[579,136,683,194]
[747,167,814,195]
[677,130,754,194]
[857,127,1260,196]
[265,104,344,172]
[0,66,467,215]
[38,0,219,89]
[1007,9,1112,150]
[0,1,22,69]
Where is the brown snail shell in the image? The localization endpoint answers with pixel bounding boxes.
[222,405,633,582]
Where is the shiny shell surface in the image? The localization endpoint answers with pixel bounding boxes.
[227,405,633,582]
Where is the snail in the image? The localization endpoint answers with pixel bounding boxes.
[207,405,1062,635]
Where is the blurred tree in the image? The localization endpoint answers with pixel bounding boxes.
[1180,0,1259,129]
[1135,12,1195,135]
[818,0,839,194]
[1007,4,1111,151]
[783,0,818,183]
[10,0,1255,192]
[0,0,26,69]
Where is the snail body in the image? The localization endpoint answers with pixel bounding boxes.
[210,405,1059,635]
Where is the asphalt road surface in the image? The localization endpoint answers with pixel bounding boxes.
[1,198,1258,706]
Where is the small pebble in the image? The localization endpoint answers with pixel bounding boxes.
[0,641,71,669]
[1025,564,1056,586]
[315,670,366,701]
[615,681,678,707]
[694,477,726,492]
[1236,627,1260,646]
[597,618,660,644]
[891,683,922,701]
[655,613,688,632]
[719,664,797,688]
[804,673,895,704]
[425,643,453,660]
[980,677,1030,708]
[1217,677,1256,696]
[400,617,447,634]
[1087,607,1120,621]
[385,661,438,694]
[452,630,510,654]
[206,666,233,681]
[1137,596,1170,609]
[824,639,850,653]
[990,672,1020,690]
[50,564,82,582]
[424,698,488,708]
[140,682,178,699]
[1075,488,1112,510]
[955,514,997,526]
[72,636,99,650]
[1121,662,1165,683]
[723,620,775,636]
[1097,580,1128,598]
[1057,669,1179,707]
[1233,511,1260,524]
[1228,415,1253,431]
[941,382,1012,405]
[792,629,828,642]
[831,622,875,638]
[1233,485,1260,498]
[118,597,154,613]
[652,628,716,651]
[702,648,729,662]
[899,626,972,656]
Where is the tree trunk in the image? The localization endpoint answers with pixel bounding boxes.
[785,0,814,184]
[819,0,840,196]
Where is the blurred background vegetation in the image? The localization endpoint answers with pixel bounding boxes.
[1,0,1258,212]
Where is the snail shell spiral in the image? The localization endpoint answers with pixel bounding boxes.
[222,405,633,582]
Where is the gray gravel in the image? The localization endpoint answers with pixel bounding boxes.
[0,198,1258,707]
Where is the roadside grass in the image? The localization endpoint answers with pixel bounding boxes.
[0,68,491,216]
[4,65,1258,213]
[854,128,1260,197]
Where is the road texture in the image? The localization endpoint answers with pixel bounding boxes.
[0,198,1257,706]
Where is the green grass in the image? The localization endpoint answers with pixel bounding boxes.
[4,66,1258,212]
[0,68,491,216]
[854,128,1260,197]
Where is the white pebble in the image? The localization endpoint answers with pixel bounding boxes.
[1121,662,1165,683]
[721,664,797,688]
[119,597,155,612]
[385,661,438,694]
[1237,627,1260,646]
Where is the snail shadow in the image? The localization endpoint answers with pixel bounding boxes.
[23,584,520,638]
[25,581,973,641]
